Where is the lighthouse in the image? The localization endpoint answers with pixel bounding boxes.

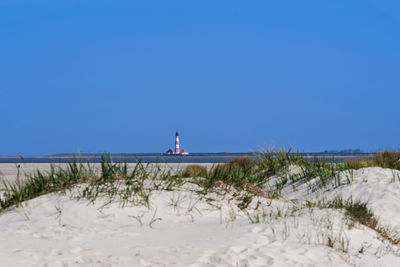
[175,131,180,154]
[165,131,189,155]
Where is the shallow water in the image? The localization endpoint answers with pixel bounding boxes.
[0,155,364,164]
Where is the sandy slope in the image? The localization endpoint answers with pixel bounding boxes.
[0,167,400,266]
[279,167,400,232]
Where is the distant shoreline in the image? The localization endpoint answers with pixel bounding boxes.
[0,153,371,164]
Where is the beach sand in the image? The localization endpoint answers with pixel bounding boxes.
[1,164,400,266]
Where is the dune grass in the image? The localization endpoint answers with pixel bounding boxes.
[0,153,274,212]
[345,150,400,170]
[1,149,399,213]
[227,156,256,169]
[182,165,208,178]
[315,197,400,246]
[0,150,362,212]
[0,160,93,211]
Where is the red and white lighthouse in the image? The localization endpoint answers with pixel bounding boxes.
[175,131,180,154]
[165,131,188,155]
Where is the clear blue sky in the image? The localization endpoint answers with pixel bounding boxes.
[1,0,399,155]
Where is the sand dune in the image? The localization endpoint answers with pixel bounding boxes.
[1,164,400,266]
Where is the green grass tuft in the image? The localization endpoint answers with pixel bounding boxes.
[344,200,377,229]
[345,150,400,170]
[182,165,208,178]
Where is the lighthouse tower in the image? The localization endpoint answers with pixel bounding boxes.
[175,131,180,154]
[165,131,188,155]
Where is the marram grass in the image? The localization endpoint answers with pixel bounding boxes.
[1,150,393,212]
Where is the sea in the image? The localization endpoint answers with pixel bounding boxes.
[0,154,366,164]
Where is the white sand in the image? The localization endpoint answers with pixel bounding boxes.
[1,164,400,266]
